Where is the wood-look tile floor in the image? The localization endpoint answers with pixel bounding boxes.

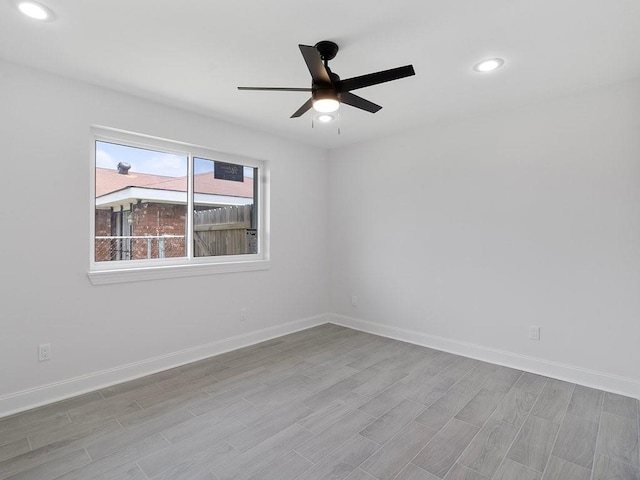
[1,324,639,480]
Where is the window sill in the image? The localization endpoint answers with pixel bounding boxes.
[88,260,270,285]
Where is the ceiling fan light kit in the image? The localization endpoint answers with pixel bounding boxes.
[238,40,415,120]
[312,89,340,113]
[316,114,335,123]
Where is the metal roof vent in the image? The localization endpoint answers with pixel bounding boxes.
[117,162,131,174]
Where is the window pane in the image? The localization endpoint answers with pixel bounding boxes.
[95,141,188,262]
[193,158,257,257]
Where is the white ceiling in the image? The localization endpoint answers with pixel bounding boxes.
[2,0,639,149]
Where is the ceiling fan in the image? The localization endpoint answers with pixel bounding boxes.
[238,41,416,118]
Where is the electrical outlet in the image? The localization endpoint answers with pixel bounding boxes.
[351,295,358,307]
[528,325,540,341]
[38,343,51,362]
[240,307,248,322]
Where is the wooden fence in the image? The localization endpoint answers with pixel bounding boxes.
[193,204,254,256]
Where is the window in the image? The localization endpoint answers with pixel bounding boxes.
[89,127,269,284]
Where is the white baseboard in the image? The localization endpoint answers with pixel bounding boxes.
[0,314,328,418]
[329,314,640,399]
[3,312,637,418]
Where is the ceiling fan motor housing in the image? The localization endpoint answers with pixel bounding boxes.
[312,87,340,102]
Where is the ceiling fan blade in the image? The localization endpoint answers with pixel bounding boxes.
[299,45,331,84]
[238,87,312,92]
[291,98,313,118]
[339,65,415,92]
[340,92,382,113]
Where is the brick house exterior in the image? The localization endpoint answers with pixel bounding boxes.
[95,166,253,262]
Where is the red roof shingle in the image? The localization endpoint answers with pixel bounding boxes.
[96,167,253,198]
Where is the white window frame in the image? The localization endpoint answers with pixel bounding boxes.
[88,126,270,285]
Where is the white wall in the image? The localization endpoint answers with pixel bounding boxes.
[329,80,640,397]
[0,59,330,416]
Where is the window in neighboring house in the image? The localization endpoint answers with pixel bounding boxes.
[90,128,268,284]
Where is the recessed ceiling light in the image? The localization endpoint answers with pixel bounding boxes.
[473,58,504,73]
[317,114,335,123]
[16,1,55,21]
